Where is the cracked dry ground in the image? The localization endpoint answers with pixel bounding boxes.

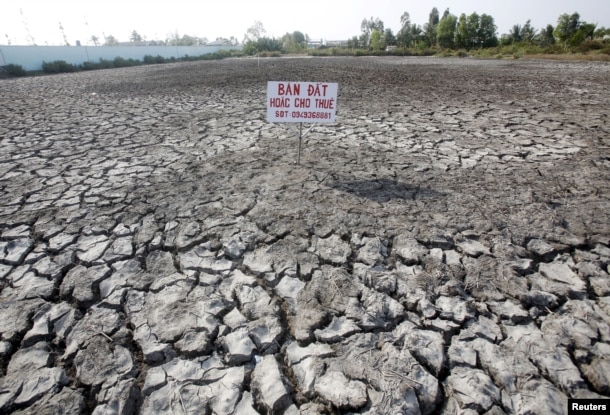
[1,56,610,414]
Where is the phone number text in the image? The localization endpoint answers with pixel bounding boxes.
[274,110,332,120]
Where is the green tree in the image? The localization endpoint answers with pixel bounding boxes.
[258,37,282,52]
[508,24,523,44]
[570,22,596,46]
[521,20,536,43]
[244,20,266,44]
[506,21,535,45]
[166,32,205,46]
[179,34,197,46]
[424,7,440,46]
[244,36,281,55]
[467,13,480,44]
[456,12,497,49]
[166,31,179,45]
[554,12,580,47]
[347,35,361,48]
[365,17,384,33]
[537,24,556,46]
[104,34,118,46]
[281,31,307,52]
[554,12,596,47]
[478,14,498,47]
[384,28,396,47]
[593,26,610,38]
[130,30,142,43]
[292,31,306,46]
[410,24,424,46]
[360,17,384,49]
[370,30,385,50]
[437,12,457,48]
[455,13,475,48]
[396,12,413,48]
[90,35,99,46]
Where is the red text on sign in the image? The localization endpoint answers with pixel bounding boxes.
[277,83,330,97]
[278,83,300,95]
[315,98,334,109]
[295,98,311,108]
[269,97,290,107]
[308,84,328,97]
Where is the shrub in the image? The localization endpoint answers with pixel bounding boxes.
[144,54,166,64]
[371,49,387,56]
[214,49,233,59]
[199,50,235,60]
[578,40,605,52]
[80,59,114,70]
[81,61,97,70]
[329,47,345,56]
[42,60,77,73]
[390,48,412,56]
[258,51,281,57]
[3,64,27,77]
[308,48,328,56]
[113,57,140,67]
[243,42,258,55]
[98,59,115,69]
[112,57,128,67]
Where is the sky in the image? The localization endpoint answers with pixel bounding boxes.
[2,0,610,46]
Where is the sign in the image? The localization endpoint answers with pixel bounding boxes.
[267,81,338,123]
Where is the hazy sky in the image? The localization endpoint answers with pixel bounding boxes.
[3,0,610,46]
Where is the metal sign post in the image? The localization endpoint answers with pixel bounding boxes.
[298,122,303,165]
[289,121,319,165]
[266,81,338,165]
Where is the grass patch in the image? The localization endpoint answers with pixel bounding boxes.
[464,41,610,61]
[256,51,282,58]
[525,53,610,62]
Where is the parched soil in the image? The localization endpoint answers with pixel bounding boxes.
[1,56,609,414]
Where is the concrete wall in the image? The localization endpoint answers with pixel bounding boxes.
[0,45,242,71]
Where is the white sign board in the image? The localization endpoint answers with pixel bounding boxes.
[267,81,338,123]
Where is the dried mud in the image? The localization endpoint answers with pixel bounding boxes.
[1,56,610,414]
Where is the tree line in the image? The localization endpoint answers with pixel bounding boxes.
[242,8,609,55]
[242,21,308,55]
[37,8,608,53]
[348,9,607,51]
[91,31,238,47]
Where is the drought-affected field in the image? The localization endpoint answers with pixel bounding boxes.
[1,56,610,414]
